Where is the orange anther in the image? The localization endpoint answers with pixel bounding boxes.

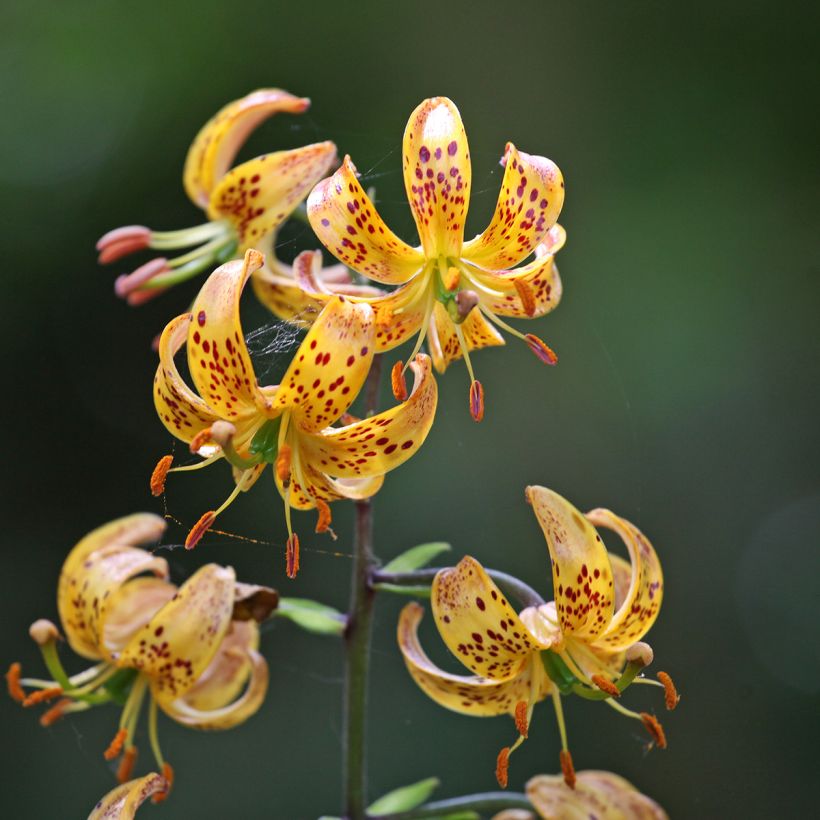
[152,762,175,804]
[104,728,128,761]
[514,700,529,737]
[275,444,292,483]
[150,455,173,497]
[657,671,680,710]
[40,698,71,727]
[6,663,25,703]
[525,333,558,365]
[185,511,216,550]
[315,499,332,533]
[495,746,510,788]
[513,279,537,316]
[22,686,63,707]
[640,712,667,749]
[286,533,301,579]
[443,266,460,292]
[117,746,138,783]
[189,427,214,455]
[391,360,408,402]
[469,380,485,422]
[592,674,620,698]
[559,749,576,789]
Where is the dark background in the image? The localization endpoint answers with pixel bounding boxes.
[2,1,817,817]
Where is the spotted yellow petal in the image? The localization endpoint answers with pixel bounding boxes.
[273,296,375,432]
[58,514,168,660]
[183,88,310,208]
[154,313,220,444]
[432,556,547,680]
[586,508,663,651]
[427,302,504,373]
[462,143,564,270]
[208,142,337,250]
[402,97,470,258]
[188,250,270,421]
[276,458,385,509]
[307,156,425,285]
[162,648,268,729]
[296,354,436,478]
[525,486,615,641]
[398,602,551,717]
[87,772,169,820]
[120,564,235,705]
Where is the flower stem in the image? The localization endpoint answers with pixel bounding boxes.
[343,355,382,819]
[368,792,532,819]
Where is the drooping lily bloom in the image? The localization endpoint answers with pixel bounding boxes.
[492,770,667,820]
[7,514,276,798]
[88,772,169,819]
[306,96,565,420]
[152,249,437,576]
[96,88,360,315]
[397,486,677,788]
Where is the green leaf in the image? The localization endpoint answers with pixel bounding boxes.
[367,777,440,814]
[275,598,346,636]
[101,668,139,706]
[383,542,451,573]
[373,583,432,598]
[430,813,480,820]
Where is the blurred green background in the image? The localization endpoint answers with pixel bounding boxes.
[1,0,817,817]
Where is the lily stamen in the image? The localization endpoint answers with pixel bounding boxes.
[657,671,680,710]
[6,663,25,703]
[104,728,128,761]
[22,686,63,707]
[117,746,139,782]
[150,455,174,497]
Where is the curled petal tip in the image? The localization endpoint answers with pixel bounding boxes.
[391,360,408,401]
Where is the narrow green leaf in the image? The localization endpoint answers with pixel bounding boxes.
[367,777,440,814]
[275,598,346,636]
[373,583,432,598]
[383,542,451,573]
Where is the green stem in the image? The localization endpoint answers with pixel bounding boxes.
[372,568,545,609]
[343,355,383,819]
[368,792,532,819]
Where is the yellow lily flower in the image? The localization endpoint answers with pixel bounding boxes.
[492,770,667,820]
[152,249,437,576]
[96,88,358,315]
[306,96,565,420]
[397,486,677,788]
[8,514,276,797]
[88,772,169,818]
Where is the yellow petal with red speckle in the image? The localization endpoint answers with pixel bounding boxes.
[432,556,547,681]
[58,514,168,661]
[526,487,615,641]
[154,313,220,444]
[162,648,268,729]
[307,156,425,285]
[398,602,552,717]
[188,251,270,422]
[120,564,235,705]
[463,144,564,271]
[426,302,504,373]
[586,508,663,651]
[275,458,385,510]
[296,354,437,479]
[87,772,169,820]
[208,142,337,250]
[402,97,471,258]
[272,296,375,432]
[468,225,565,319]
[183,88,310,208]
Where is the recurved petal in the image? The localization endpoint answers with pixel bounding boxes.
[58,515,169,660]
[402,97,471,258]
[208,142,337,250]
[526,770,668,820]
[307,156,425,284]
[87,772,169,820]
[426,302,504,373]
[432,556,547,680]
[586,508,663,651]
[188,250,269,420]
[120,564,236,704]
[276,459,385,509]
[463,144,564,270]
[184,88,310,208]
[398,602,551,717]
[273,296,375,431]
[525,487,614,641]
[155,313,220,444]
[296,354,436,478]
[161,648,268,729]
